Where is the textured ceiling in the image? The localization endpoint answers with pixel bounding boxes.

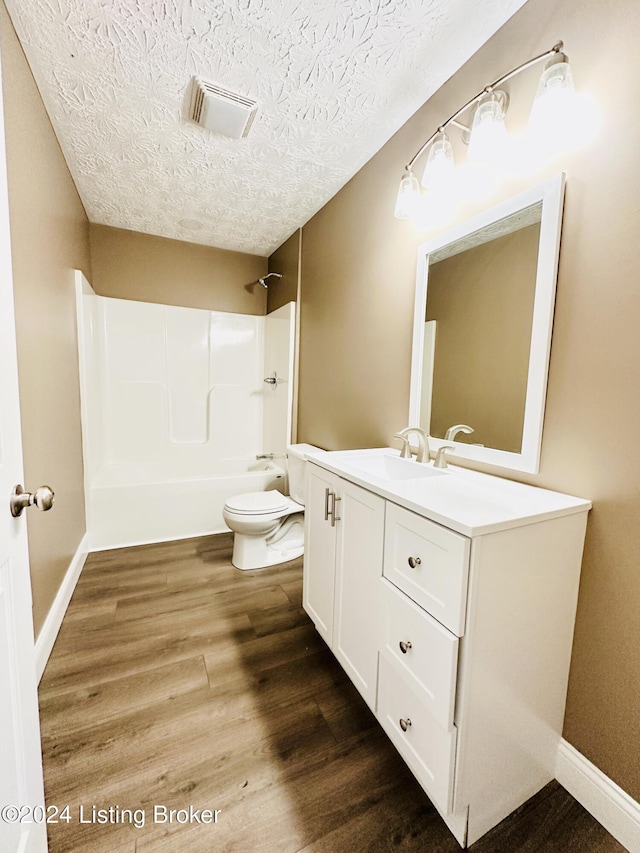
[5,0,528,257]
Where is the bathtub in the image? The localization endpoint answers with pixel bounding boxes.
[88,460,286,550]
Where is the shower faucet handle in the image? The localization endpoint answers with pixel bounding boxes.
[264,371,286,389]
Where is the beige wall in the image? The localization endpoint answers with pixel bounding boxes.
[90,224,267,315]
[298,0,640,800]
[267,229,301,313]
[0,2,91,637]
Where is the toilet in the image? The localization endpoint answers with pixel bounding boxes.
[223,443,318,570]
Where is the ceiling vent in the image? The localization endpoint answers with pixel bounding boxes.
[189,77,258,139]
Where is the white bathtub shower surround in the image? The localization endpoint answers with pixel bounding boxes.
[263,305,296,455]
[90,461,286,551]
[75,272,296,549]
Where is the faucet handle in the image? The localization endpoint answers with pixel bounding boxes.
[393,432,413,459]
[433,445,455,469]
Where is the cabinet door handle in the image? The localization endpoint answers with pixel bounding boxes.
[331,495,342,527]
[399,640,412,654]
[399,717,412,732]
[324,487,331,521]
[407,556,422,569]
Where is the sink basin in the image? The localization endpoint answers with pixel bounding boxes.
[340,453,445,482]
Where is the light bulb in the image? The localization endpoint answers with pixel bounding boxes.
[394,168,421,220]
[532,55,576,114]
[421,131,455,192]
[467,93,509,168]
[527,54,598,159]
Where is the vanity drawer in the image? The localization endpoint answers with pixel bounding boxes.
[377,654,457,815]
[383,502,470,636]
[379,578,458,730]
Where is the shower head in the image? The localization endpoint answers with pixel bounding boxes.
[258,272,283,288]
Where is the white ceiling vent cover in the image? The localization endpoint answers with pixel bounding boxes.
[190,77,258,139]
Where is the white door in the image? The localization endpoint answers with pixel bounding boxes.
[0,39,48,853]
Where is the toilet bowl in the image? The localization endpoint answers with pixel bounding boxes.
[223,443,318,570]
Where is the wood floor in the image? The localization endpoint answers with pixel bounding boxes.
[39,533,626,853]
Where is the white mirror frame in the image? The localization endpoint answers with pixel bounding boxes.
[409,172,566,474]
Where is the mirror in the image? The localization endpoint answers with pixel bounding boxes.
[409,173,565,474]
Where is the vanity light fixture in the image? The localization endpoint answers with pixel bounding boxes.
[421,129,456,192]
[395,42,579,221]
[466,91,510,167]
[394,167,422,219]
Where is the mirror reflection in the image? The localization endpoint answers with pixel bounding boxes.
[422,206,541,453]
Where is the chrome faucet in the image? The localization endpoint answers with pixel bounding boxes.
[444,424,474,442]
[393,427,430,463]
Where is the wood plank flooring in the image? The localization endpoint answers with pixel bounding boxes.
[39,533,626,853]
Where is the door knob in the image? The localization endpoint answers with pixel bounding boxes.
[10,484,55,518]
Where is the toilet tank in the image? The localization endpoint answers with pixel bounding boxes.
[287,443,320,505]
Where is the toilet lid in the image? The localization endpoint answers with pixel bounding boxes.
[225,490,290,514]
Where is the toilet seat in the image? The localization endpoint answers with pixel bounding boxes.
[224,490,302,516]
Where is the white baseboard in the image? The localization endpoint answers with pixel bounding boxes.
[556,738,640,853]
[35,532,89,683]
[89,525,229,552]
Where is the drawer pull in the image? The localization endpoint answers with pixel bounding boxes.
[407,556,422,569]
[399,640,412,654]
[331,495,342,527]
[399,717,412,732]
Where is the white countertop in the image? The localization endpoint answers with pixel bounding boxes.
[307,447,591,537]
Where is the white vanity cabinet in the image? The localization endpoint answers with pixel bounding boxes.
[302,451,591,848]
[303,463,384,711]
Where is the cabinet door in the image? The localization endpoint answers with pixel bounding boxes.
[333,479,385,710]
[303,464,339,646]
